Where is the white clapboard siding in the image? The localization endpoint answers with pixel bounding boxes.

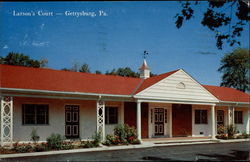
[136,69,218,103]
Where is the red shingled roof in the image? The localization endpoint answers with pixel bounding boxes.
[1,64,249,103]
[203,85,250,103]
[0,64,142,95]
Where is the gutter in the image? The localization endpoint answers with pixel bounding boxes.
[218,100,250,105]
[0,87,132,98]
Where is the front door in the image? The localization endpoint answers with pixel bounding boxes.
[172,104,192,137]
[154,108,164,136]
[65,105,79,139]
[217,110,224,134]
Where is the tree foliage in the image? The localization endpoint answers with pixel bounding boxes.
[175,0,249,49]
[0,52,47,68]
[79,63,91,73]
[95,70,102,74]
[218,48,249,92]
[106,67,140,77]
[61,62,91,73]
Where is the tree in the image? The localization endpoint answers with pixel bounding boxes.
[175,0,249,49]
[116,67,139,77]
[95,70,102,74]
[0,52,47,68]
[39,58,48,68]
[218,48,249,92]
[79,63,91,73]
[106,67,140,77]
[105,69,117,76]
[61,63,91,73]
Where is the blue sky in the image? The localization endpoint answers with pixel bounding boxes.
[1,2,249,86]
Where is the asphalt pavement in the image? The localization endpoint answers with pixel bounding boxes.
[2,142,250,161]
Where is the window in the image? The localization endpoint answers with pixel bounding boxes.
[22,104,49,125]
[105,107,118,124]
[195,110,207,124]
[234,111,243,124]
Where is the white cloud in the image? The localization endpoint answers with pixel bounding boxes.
[32,41,50,47]
[3,45,8,49]
[24,34,28,39]
[19,40,28,46]
[19,34,29,47]
[40,23,45,31]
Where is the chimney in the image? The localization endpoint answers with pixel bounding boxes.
[139,59,150,79]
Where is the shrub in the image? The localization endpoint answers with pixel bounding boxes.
[242,132,250,138]
[114,124,127,142]
[0,147,15,154]
[217,125,226,135]
[61,141,74,150]
[104,124,139,145]
[105,134,120,145]
[46,133,65,150]
[80,140,94,148]
[13,144,34,153]
[92,131,101,147]
[30,128,40,143]
[216,134,228,139]
[226,124,237,139]
[237,132,250,139]
[125,126,137,143]
[130,139,141,145]
[33,143,48,152]
[102,135,112,146]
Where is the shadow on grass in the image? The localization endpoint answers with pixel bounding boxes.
[197,150,250,161]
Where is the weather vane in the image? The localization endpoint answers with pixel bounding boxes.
[143,50,149,59]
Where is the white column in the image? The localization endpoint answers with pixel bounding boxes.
[136,101,141,141]
[96,100,105,141]
[120,102,124,124]
[0,96,2,146]
[1,96,13,146]
[232,107,235,125]
[169,106,172,138]
[228,106,235,126]
[211,105,216,139]
[247,110,250,134]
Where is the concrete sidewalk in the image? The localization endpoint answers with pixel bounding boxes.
[0,138,249,159]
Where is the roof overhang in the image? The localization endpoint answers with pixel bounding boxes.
[216,100,250,108]
[0,88,134,102]
[134,96,218,106]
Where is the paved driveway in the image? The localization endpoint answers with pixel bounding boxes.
[3,142,250,161]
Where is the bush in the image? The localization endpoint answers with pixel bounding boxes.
[242,132,250,138]
[130,139,141,145]
[237,132,250,139]
[217,125,226,135]
[114,124,127,142]
[33,143,48,152]
[12,144,34,153]
[216,134,228,139]
[104,134,120,145]
[61,142,74,150]
[0,147,15,154]
[80,140,95,148]
[92,131,101,147]
[226,124,237,139]
[46,133,65,150]
[104,124,139,145]
[30,128,40,143]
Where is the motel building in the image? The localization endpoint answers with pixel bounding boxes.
[0,60,249,146]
